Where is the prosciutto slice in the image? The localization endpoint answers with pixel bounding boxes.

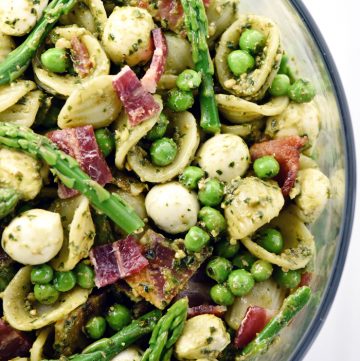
[187,305,227,319]
[234,306,273,349]
[250,135,307,196]
[47,125,112,199]
[141,28,168,93]
[70,36,93,78]
[0,319,32,361]
[90,236,149,288]
[113,66,160,126]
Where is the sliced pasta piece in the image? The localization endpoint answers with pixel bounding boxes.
[114,96,163,169]
[127,111,200,183]
[216,94,289,123]
[157,74,178,91]
[58,75,122,129]
[215,15,282,101]
[0,80,36,113]
[3,266,90,331]
[0,33,15,62]
[221,120,264,142]
[50,195,95,271]
[241,210,315,270]
[0,90,43,127]
[60,0,107,38]
[30,327,52,361]
[225,279,286,330]
[33,26,110,98]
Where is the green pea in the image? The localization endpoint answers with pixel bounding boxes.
[106,304,132,331]
[227,269,255,297]
[206,257,232,283]
[85,316,106,340]
[176,69,202,91]
[34,284,59,305]
[184,226,210,252]
[198,206,226,236]
[215,241,240,259]
[31,264,54,285]
[146,113,169,141]
[250,260,273,282]
[269,74,291,97]
[53,271,77,292]
[256,228,284,254]
[95,128,115,157]
[288,79,316,103]
[227,50,255,76]
[41,48,71,73]
[273,268,301,289]
[198,178,224,207]
[167,88,194,112]
[179,166,205,190]
[253,155,280,179]
[150,137,177,167]
[239,29,266,54]
[210,284,235,306]
[278,55,296,82]
[75,263,95,289]
[233,251,257,271]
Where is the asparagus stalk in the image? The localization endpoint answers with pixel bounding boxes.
[141,298,188,361]
[180,0,221,134]
[43,310,161,361]
[0,0,77,85]
[0,122,144,234]
[240,286,312,359]
[0,188,19,220]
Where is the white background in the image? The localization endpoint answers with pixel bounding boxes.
[301,1,360,361]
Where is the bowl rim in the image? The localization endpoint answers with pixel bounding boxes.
[288,0,356,360]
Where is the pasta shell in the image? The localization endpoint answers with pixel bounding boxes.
[0,80,36,112]
[0,33,15,62]
[58,75,122,129]
[221,120,264,142]
[30,327,52,361]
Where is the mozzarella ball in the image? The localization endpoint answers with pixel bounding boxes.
[102,6,154,66]
[145,182,199,234]
[0,0,48,36]
[111,346,142,361]
[2,209,63,265]
[175,314,230,360]
[197,134,250,182]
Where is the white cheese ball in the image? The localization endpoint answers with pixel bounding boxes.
[111,346,142,361]
[197,134,250,182]
[0,0,48,36]
[175,314,230,360]
[102,6,154,66]
[1,209,63,265]
[145,182,199,234]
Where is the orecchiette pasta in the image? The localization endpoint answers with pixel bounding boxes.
[0,81,36,113]
[0,33,15,62]
[30,327,52,361]
[221,120,264,142]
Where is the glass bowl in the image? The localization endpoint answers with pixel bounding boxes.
[235,0,356,360]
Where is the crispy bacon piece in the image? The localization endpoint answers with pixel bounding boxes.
[0,319,32,361]
[250,136,307,196]
[187,305,227,319]
[125,229,212,309]
[141,28,168,93]
[90,236,149,288]
[48,125,112,199]
[113,66,160,126]
[234,306,273,349]
[299,272,313,287]
[70,36,93,78]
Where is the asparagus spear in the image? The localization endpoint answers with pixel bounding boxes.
[43,310,161,361]
[180,0,221,134]
[0,0,77,85]
[0,188,19,220]
[141,298,188,361]
[240,286,312,359]
[0,122,144,234]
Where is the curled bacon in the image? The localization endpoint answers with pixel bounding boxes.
[70,36,93,78]
[187,305,227,319]
[250,136,307,196]
[141,28,168,93]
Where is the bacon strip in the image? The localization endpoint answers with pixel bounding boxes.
[47,125,112,199]
[141,28,168,93]
[234,306,272,349]
[187,305,227,319]
[70,36,93,78]
[113,66,160,126]
[0,319,32,361]
[250,136,307,196]
[299,272,313,287]
[90,236,149,288]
